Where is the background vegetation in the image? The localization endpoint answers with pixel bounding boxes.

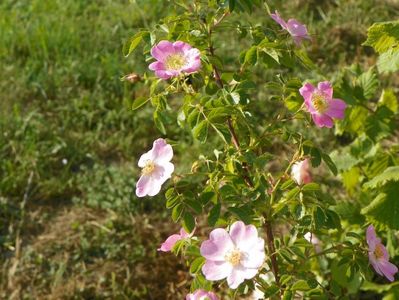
[0,0,398,299]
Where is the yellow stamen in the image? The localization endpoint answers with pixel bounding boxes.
[312,93,329,113]
[142,160,155,175]
[374,244,385,259]
[165,53,186,70]
[225,249,242,266]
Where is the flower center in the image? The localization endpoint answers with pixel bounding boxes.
[165,53,186,70]
[374,244,385,259]
[312,93,329,113]
[225,249,242,266]
[141,160,155,175]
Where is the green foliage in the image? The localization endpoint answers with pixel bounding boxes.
[363,21,399,53]
[2,0,399,299]
[364,21,399,73]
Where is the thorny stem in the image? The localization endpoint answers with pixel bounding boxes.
[206,11,281,289]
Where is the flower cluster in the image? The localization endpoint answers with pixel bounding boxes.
[133,8,396,299]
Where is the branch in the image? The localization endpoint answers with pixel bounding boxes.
[206,12,280,288]
[227,118,254,188]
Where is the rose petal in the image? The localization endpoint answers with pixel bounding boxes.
[151,40,175,61]
[286,19,309,40]
[270,11,288,30]
[152,138,173,163]
[135,175,151,197]
[229,221,259,252]
[155,70,173,80]
[173,41,192,52]
[200,228,234,261]
[317,81,333,99]
[158,234,181,252]
[326,99,347,119]
[202,260,233,281]
[312,113,334,128]
[240,238,265,268]
[366,225,378,252]
[227,265,258,289]
[299,83,316,112]
[149,61,165,72]
[379,260,398,282]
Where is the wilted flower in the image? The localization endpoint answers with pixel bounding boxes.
[200,221,265,289]
[158,228,190,252]
[124,72,141,83]
[291,159,312,185]
[186,289,218,300]
[136,138,174,197]
[149,40,201,79]
[270,11,310,45]
[366,225,398,282]
[299,81,347,128]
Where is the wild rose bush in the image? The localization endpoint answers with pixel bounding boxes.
[124,1,399,298]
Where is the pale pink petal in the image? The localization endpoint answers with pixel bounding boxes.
[151,40,175,61]
[369,253,383,276]
[186,290,218,300]
[227,266,258,289]
[229,221,259,251]
[299,83,316,113]
[379,260,398,282]
[311,113,334,128]
[366,225,378,252]
[182,48,201,73]
[200,228,234,261]
[317,81,333,99]
[158,234,181,252]
[326,99,347,119]
[179,228,190,238]
[287,19,309,38]
[226,267,246,289]
[136,175,151,197]
[146,177,162,197]
[162,162,174,179]
[240,239,265,268]
[202,260,233,281]
[270,11,287,30]
[138,150,153,168]
[173,41,192,52]
[152,138,173,163]
[149,61,165,72]
[145,165,171,196]
[155,70,172,80]
[380,244,390,260]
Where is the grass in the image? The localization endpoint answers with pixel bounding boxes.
[0,0,398,298]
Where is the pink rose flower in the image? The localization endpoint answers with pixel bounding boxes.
[270,10,310,45]
[299,81,347,128]
[186,289,218,300]
[136,138,174,197]
[366,225,398,282]
[149,40,201,79]
[158,228,190,252]
[291,159,312,185]
[200,221,265,289]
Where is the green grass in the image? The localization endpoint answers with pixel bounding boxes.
[1,0,398,298]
